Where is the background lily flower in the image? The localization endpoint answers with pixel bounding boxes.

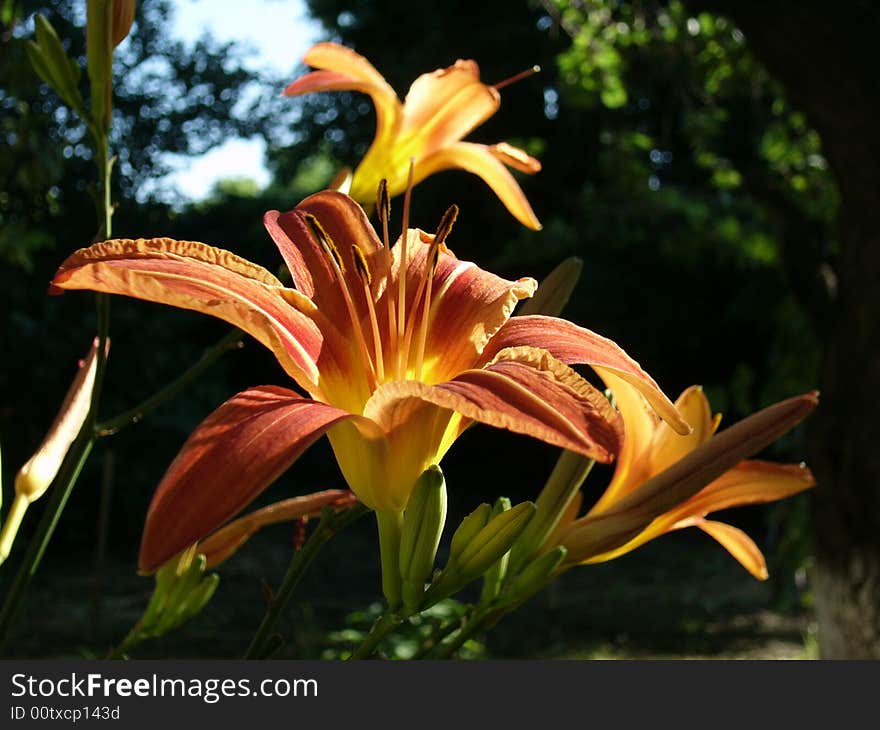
[553,375,817,579]
[285,42,543,230]
[51,191,686,572]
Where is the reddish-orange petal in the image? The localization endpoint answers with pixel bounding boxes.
[138,386,369,572]
[388,235,537,382]
[365,347,623,465]
[416,142,542,230]
[50,238,322,392]
[198,490,358,569]
[484,315,688,433]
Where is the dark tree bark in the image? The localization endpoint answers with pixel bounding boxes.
[683,0,880,657]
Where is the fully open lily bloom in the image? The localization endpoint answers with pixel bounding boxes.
[285,42,543,229]
[51,191,688,572]
[552,375,817,579]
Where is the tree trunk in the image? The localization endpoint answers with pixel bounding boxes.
[684,0,880,657]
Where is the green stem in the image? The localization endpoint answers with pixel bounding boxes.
[376,510,403,610]
[245,504,370,659]
[96,329,243,436]
[0,431,95,651]
[348,611,401,660]
[411,618,462,660]
[428,607,498,660]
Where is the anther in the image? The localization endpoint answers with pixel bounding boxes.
[376,179,391,229]
[492,65,541,91]
[434,204,459,247]
[351,244,372,286]
[304,213,345,273]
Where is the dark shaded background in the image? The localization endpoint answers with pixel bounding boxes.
[3,0,867,657]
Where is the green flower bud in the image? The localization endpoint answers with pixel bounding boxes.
[452,501,536,584]
[479,497,512,606]
[502,546,567,607]
[448,502,492,563]
[399,466,447,611]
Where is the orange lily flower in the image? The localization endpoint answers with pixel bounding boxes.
[51,191,687,572]
[285,42,543,229]
[553,374,817,579]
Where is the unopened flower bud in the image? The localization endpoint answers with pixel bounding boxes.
[448,502,492,563]
[479,497,512,605]
[399,466,447,611]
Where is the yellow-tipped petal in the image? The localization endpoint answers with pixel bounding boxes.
[416,142,542,230]
[695,519,769,580]
[649,385,715,471]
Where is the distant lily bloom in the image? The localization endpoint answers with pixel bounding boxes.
[285,42,543,229]
[552,375,817,579]
[51,191,687,572]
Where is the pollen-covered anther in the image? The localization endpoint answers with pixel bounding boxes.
[433,204,459,247]
[304,213,345,274]
[352,244,372,286]
[376,179,391,229]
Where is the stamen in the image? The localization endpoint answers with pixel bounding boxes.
[304,213,377,388]
[414,239,442,380]
[352,244,385,382]
[351,243,372,286]
[304,213,345,273]
[396,159,416,379]
[492,65,541,91]
[376,180,397,360]
[434,204,459,246]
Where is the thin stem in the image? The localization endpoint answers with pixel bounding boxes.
[0,431,95,651]
[348,611,401,660]
[96,329,244,436]
[411,618,462,660]
[428,607,498,660]
[245,504,370,659]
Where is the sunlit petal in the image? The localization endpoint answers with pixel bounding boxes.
[284,42,401,148]
[416,142,542,230]
[649,385,716,471]
[51,238,323,392]
[485,314,688,432]
[399,60,500,151]
[365,347,623,466]
[694,519,769,580]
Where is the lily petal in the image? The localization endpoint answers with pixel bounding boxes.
[484,315,688,433]
[284,42,401,149]
[388,234,537,382]
[51,238,323,392]
[399,60,500,152]
[197,490,358,569]
[648,385,716,471]
[139,386,377,572]
[694,519,770,580]
[365,347,623,465]
[416,141,542,230]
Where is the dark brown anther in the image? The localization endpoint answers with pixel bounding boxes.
[352,244,372,285]
[305,213,346,273]
[434,204,459,246]
[376,179,391,226]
